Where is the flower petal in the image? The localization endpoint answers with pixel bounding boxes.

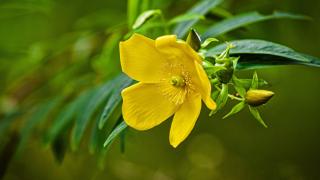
[194,61,216,110]
[119,33,167,83]
[169,93,202,148]
[155,35,216,110]
[155,35,202,64]
[122,82,178,130]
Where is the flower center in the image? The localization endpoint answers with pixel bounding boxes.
[170,75,185,87]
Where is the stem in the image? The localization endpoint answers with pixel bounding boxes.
[227,94,243,101]
[214,85,244,101]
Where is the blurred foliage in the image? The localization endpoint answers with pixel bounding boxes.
[0,0,320,179]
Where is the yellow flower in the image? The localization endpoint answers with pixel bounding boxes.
[119,34,216,148]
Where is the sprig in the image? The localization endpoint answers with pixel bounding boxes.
[186,30,274,127]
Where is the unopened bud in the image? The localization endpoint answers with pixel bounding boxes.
[216,67,233,84]
[245,89,274,107]
[186,29,201,51]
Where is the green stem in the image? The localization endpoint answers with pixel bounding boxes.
[214,85,244,101]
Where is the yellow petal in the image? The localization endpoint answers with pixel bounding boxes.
[169,93,202,148]
[155,35,216,110]
[155,35,202,64]
[121,82,177,130]
[119,33,167,83]
[194,61,216,110]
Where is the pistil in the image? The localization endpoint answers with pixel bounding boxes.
[171,75,185,87]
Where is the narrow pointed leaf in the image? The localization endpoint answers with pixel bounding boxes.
[168,13,204,25]
[132,9,162,29]
[205,66,227,75]
[43,91,92,146]
[251,71,259,89]
[127,0,141,27]
[0,112,21,137]
[201,37,218,48]
[97,120,127,169]
[232,76,246,97]
[0,132,19,179]
[173,0,223,38]
[210,84,228,116]
[202,11,310,39]
[218,84,229,110]
[98,74,133,129]
[248,106,268,128]
[51,133,68,164]
[17,97,62,154]
[103,121,128,147]
[223,101,245,119]
[70,83,114,148]
[211,90,219,101]
[89,116,103,154]
[70,89,98,151]
[206,39,320,69]
[140,0,150,12]
[89,103,122,153]
[238,78,268,89]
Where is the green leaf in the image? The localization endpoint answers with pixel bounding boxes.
[251,71,259,89]
[211,90,219,100]
[210,7,233,18]
[17,97,62,154]
[218,84,229,109]
[168,13,205,25]
[223,101,245,119]
[98,74,133,129]
[0,1,53,18]
[205,65,227,76]
[103,121,128,148]
[206,39,320,69]
[201,37,218,48]
[97,119,128,169]
[132,9,162,30]
[127,0,141,27]
[248,106,268,128]
[202,11,310,39]
[71,74,132,151]
[43,91,93,146]
[0,112,21,137]
[210,84,228,116]
[70,89,99,151]
[88,115,103,154]
[89,103,122,153]
[0,131,19,178]
[51,133,68,164]
[173,0,223,38]
[202,59,215,69]
[140,0,150,12]
[89,74,132,154]
[72,81,115,150]
[232,76,246,97]
[237,78,268,89]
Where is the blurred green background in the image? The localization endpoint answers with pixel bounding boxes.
[1,0,320,179]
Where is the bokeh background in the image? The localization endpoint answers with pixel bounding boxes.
[1,0,320,179]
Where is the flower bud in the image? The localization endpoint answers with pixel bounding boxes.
[245,89,274,107]
[215,66,233,84]
[186,29,201,51]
